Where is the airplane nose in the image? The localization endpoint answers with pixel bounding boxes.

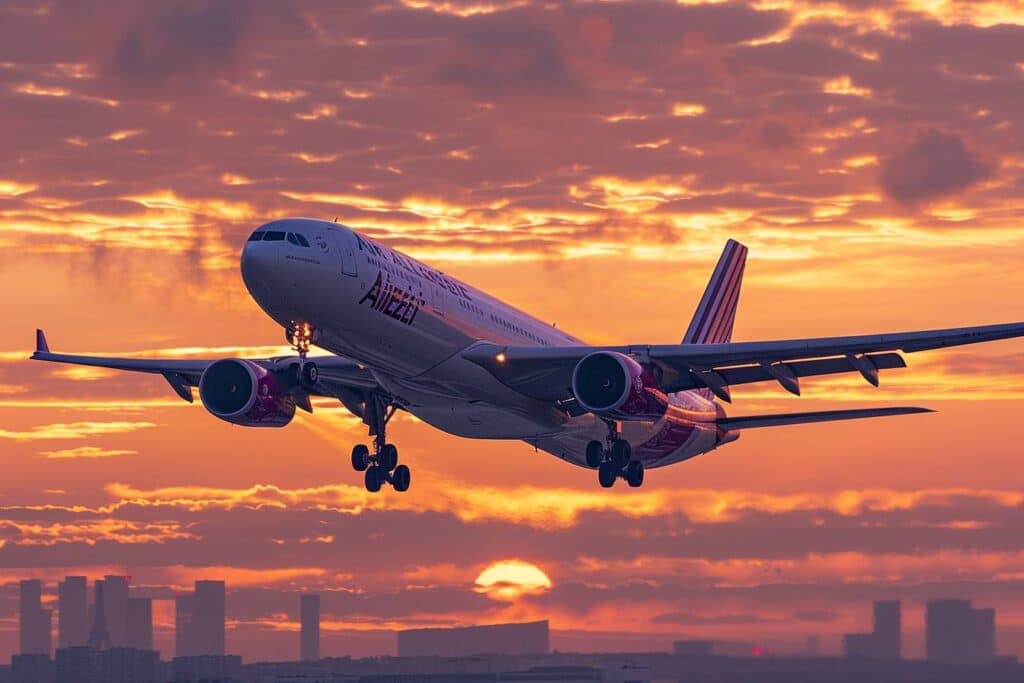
[240,239,279,304]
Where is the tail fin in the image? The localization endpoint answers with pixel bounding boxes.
[682,239,748,344]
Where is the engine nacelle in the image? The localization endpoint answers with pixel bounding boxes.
[198,359,295,427]
[571,351,668,420]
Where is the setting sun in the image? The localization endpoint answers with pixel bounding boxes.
[474,560,552,602]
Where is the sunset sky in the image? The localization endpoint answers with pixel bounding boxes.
[2,0,1024,663]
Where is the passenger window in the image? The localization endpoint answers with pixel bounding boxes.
[263,231,285,241]
[247,232,264,242]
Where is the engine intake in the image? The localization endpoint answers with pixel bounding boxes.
[571,351,668,420]
[198,359,295,427]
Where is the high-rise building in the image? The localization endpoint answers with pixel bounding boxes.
[175,595,194,658]
[102,575,130,647]
[926,599,997,663]
[126,597,154,651]
[192,581,226,656]
[300,594,320,661]
[19,579,52,656]
[873,601,901,659]
[87,580,113,650]
[843,600,901,659]
[58,576,89,649]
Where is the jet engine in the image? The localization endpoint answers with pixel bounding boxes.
[571,351,668,420]
[198,359,296,427]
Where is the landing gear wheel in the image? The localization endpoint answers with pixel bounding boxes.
[610,439,632,469]
[300,362,319,386]
[351,445,370,472]
[598,462,617,488]
[392,464,411,492]
[379,443,399,471]
[585,441,603,469]
[625,460,644,488]
[364,466,383,492]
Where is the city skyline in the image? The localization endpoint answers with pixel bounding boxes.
[2,576,1016,664]
[1,0,1024,670]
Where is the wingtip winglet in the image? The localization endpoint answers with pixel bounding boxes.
[34,329,49,354]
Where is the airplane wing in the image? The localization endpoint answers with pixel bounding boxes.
[717,406,933,430]
[462,321,1024,403]
[29,329,380,407]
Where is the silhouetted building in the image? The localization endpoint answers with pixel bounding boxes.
[398,621,549,657]
[874,601,901,659]
[175,595,194,658]
[926,599,997,663]
[672,640,756,658]
[101,577,129,647]
[300,594,320,661]
[87,581,112,651]
[171,655,241,682]
[9,654,53,683]
[54,646,101,683]
[843,600,901,659]
[673,641,713,656]
[843,633,876,658]
[103,647,160,683]
[126,598,153,651]
[193,581,226,656]
[19,580,51,656]
[57,577,88,649]
[54,646,159,683]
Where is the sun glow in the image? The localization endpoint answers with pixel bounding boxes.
[474,560,552,601]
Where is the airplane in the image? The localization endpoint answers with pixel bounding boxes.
[31,218,1024,492]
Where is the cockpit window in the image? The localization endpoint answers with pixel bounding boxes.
[286,232,311,247]
[263,231,286,241]
[247,232,264,242]
[287,233,300,246]
[294,233,310,247]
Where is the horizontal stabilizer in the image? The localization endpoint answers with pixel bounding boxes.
[718,406,933,430]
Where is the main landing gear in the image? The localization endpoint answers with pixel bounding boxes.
[350,393,410,493]
[586,420,644,489]
[288,322,410,493]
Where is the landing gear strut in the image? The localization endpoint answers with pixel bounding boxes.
[586,420,644,489]
[350,393,410,493]
[290,322,319,387]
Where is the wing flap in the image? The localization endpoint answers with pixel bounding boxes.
[716,353,905,388]
[718,406,933,430]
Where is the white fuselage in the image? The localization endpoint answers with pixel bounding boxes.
[241,218,722,469]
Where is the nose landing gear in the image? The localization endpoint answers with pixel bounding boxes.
[350,394,410,493]
[289,323,320,387]
[587,420,645,488]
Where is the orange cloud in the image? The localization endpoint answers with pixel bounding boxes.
[0,421,157,441]
[40,446,137,459]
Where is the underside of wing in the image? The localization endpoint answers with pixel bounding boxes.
[30,329,380,406]
[717,406,933,430]
[463,320,1024,405]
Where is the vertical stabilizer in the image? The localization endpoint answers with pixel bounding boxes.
[682,240,748,345]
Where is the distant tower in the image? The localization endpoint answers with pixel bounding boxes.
[87,580,113,650]
[192,581,226,656]
[19,579,52,655]
[58,576,89,648]
[126,597,153,651]
[102,575,130,647]
[300,594,321,661]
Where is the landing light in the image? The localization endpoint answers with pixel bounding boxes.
[495,352,507,364]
